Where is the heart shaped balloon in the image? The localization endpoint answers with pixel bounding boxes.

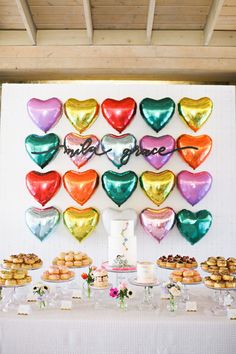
[177,134,212,169]
[176,209,212,245]
[140,170,175,206]
[25,133,60,169]
[178,97,213,132]
[140,207,175,243]
[102,208,138,234]
[26,170,61,206]
[64,133,100,169]
[140,97,175,133]
[27,97,63,133]
[177,170,212,206]
[101,133,136,168]
[102,170,138,207]
[140,135,175,170]
[64,98,99,133]
[101,97,136,133]
[63,169,99,205]
[25,206,60,241]
[63,207,99,243]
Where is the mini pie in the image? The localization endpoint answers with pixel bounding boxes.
[157,255,198,269]
[201,257,236,274]
[2,253,42,270]
[204,271,236,289]
[52,251,92,268]
[170,268,202,284]
[42,265,75,282]
[0,269,32,286]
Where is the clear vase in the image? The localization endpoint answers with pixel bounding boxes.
[167,296,177,312]
[36,295,47,310]
[83,283,93,301]
[117,297,127,311]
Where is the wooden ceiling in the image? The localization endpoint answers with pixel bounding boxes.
[0,0,236,82]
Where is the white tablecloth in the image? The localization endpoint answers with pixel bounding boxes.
[0,287,235,354]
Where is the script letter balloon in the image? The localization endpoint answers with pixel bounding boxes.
[140,208,175,243]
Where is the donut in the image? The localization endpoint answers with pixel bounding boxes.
[171,269,183,276]
[48,266,59,275]
[172,275,183,282]
[5,279,17,286]
[48,274,60,281]
[183,270,194,277]
[182,277,193,284]
[193,275,202,282]
[74,261,82,267]
[65,261,74,268]
[210,273,221,281]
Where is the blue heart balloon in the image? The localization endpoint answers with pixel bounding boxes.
[25,206,60,241]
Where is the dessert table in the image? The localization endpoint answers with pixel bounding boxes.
[0,287,235,354]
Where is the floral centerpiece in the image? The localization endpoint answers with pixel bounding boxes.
[81,266,96,299]
[109,281,133,310]
[33,282,49,309]
[162,281,182,312]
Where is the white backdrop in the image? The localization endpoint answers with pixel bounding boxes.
[0,82,235,270]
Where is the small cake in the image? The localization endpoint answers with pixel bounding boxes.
[42,265,74,282]
[52,251,92,268]
[93,268,109,288]
[157,255,197,269]
[170,268,202,284]
[2,253,42,270]
[0,269,32,287]
[137,261,156,283]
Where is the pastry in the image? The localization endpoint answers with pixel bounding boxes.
[204,272,236,289]
[157,255,198,269]
[93,268,109,288]
[2,253,42,270]
[0,269,31,287]
[170,268,202,284]
[52,251,92,268]
[42,265,74,282]
[201,256,236,274]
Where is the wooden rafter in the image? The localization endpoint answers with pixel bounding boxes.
[82,0,93,44]
[146,0,156,44]
[204,0,225,45]
[15,0,36,45]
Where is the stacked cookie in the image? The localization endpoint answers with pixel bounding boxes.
[2,253,42,270]
[52,251,92,268]
[0,269,32,287]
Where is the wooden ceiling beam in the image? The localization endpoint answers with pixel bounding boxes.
[204,0,225,45]
[146,0,156,44]
[82,0,93,44]
[15,0,37,45]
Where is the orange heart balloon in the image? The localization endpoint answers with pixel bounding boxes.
[63,170,99,206]
[177,134,212,169]
[178,97,213,132]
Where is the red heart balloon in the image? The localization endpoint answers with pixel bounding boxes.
[101,97,136,133]
[26,171,61,206]
[63,170,99,206]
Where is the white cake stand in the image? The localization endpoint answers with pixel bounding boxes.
[205,285,236,316]
[129,277,160,311]
[90,283,112,309]
[102,261,136,287]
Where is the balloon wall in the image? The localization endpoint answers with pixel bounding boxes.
[0,83,235,268]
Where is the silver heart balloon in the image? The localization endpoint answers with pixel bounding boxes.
[102,207,138,234]
[25,206,60,241]
[101,133,136,168]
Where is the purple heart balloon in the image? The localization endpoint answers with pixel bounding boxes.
[177,170,212,206]
[27,98,63,133]
[140,207,175,243]
[140,135,175,170]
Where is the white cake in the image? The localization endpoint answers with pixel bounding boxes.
[137,262,156,283]
[108,220,137,268]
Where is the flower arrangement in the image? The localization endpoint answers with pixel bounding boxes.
[33,282,49,309]
[109,281,133,309]
[162,281,182,312]
[81,266,96,298]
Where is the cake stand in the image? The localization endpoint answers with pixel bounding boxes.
[90,283,112,309]
[204,285,236,316]
[102,261,136,287]
[129,277,160,311]
[41,276,75,308]
[66,264,92,289]
[1,283,30,312]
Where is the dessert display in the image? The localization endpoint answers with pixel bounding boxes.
[137,261,156,284]
[204,271,236,289]
[0,269,32,287]
[52,251,92,268]
[200,257,236,274]
[157,254,198,269]
[42,265,75,282]
[93,268,109,288]
[170,268,202,284]
[2,253,42,270]
[108,219,137,269]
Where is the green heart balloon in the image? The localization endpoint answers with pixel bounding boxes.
[140,97,175,133]
[102,170,138,207]
[25,133,60,169]
[176,209,212,245]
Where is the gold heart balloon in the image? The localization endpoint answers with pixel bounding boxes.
[63,207,99,242]
[64,98,99,133]
[178,97,213,132]
[140,170,175,206]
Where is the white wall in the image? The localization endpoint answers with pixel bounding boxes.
[0,82,235,272]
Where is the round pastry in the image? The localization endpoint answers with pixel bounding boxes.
[59,252,66,260]
[159,260,166,267]
[176,261,185,269]
[183,270,194,277]
[182,277,193,284]
[48,266,59,275]
[222,274,234,281]
[204,277,215,287]
[65,254,74,262]
[74,261,82,267]
[57,260,65,266]
[2,261,12,269]
[226,281,236,288]
[0,272,12,280]
[229,266,236,273]
[166,261,175,268]
[13,271,26,280]
[74,254,82,261]
[193,275,202,282]
[207,259,216,266]
[172,275,183,282]
[48,274,60,281]
[25,276,32,283]
[0,278,5,285]
[214,281,225,289]
[60,273,71,280]
[59,266,69,274]
[42,271,49,280]
[82,259,91,266]
[217,260,227,267]
[172,269,183,276]
[65,261,74,268]
[5,279,17,286]
[17,279,26,285]
[200,262,208,271]
[210,273,222,281]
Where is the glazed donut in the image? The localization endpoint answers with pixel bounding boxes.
[183,270,194,277]
[182,277,193,284]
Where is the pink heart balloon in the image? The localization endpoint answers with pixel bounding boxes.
[140,207,175,243]
[177,170,212,206]
[27,98,63,133]
[64,133,100,168]
[140,135,175,170]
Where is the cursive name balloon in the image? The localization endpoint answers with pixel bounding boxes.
[102,170,138,207]
[27,98,63,133]
[140,207,175,243]
[140,135,175,170]
[176,209,212,245]
[64,98,99,133]
[63,207,99,243]
[101,133,136,168]
[25,206,60,242]
[26,170,61,206]
[177,170,212,206]
[102,208,138,234]
[101,97,136,133]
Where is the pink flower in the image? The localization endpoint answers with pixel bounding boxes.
[119,281,128,290]
[109,288,119,298]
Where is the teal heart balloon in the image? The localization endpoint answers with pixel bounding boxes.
[25,133,60,169]
[140,97,175,133]
[176,209,212,245]
[102,170,138,207]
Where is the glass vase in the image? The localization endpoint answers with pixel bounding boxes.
[117,297,127,311]
[167,296,177,312]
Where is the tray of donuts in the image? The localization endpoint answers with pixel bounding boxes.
[204,271,236,290]
[52,251,92,268]
[201,257,236,274]
[0,269,32,287]
[42,265,75,283]
[157,254,198,270]
[2,253,43,270]
[170,268,202,285]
